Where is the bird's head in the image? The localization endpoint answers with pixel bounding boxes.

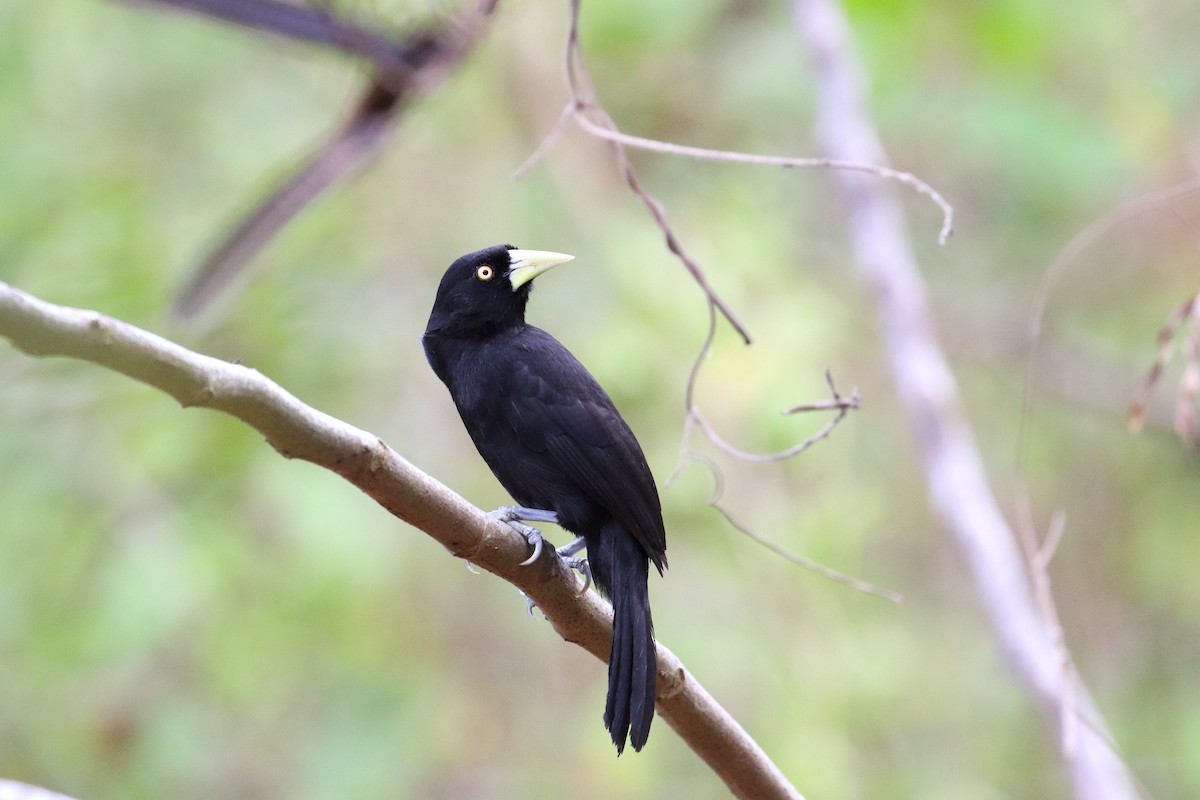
[424,244,575,337]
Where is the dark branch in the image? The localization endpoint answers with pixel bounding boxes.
[144,0,494,315]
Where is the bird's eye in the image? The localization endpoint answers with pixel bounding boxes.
[476,265,494,281]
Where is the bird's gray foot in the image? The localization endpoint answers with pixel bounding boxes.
[489,507,552,565]
[562,555,593,595]
[492,505,560,524]
[514,523,543,566]
[490,512,590,595]
[519,551,589,617]
[558,535,586,557]
[555,536,592,594]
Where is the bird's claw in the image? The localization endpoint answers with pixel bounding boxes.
[554,536,591,593]
[489,507,550,566]
[489,510,590,598]
[561,555,593,595]
[517,525,544,566]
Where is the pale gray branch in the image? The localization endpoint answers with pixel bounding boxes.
[790,1,1140,798]
[0,780,79,800]
[0,281,802,800]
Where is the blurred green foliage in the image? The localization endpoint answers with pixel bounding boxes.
[2,0,1200,797]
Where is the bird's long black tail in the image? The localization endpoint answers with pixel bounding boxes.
[588,520,655,754]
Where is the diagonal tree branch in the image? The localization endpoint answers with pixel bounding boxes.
[0,281,804,800]
[124,0,431,84]
[789,0,1139,798]
[173,79,406,316]
[119,0,497,315]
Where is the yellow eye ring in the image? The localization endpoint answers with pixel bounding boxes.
[476,265,494,281]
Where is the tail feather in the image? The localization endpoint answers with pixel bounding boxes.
[625,582,655,752]
[589,521,656,754]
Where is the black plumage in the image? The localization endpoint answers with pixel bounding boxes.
[423,243,667,754]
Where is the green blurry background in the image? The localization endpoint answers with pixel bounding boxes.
[2,0,1199,797]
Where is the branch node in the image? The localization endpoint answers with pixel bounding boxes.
[659,665,688,700]
[88,314,115,345]
[182,386,216,409]
[368,439,388,472]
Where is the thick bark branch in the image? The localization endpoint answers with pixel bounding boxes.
[0,282,803,800]
[790,1,1139,798]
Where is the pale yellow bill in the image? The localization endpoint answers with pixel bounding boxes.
[507,249,575,290]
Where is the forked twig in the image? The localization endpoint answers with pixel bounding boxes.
[1014,492,1076,756]
[690,370,859,465]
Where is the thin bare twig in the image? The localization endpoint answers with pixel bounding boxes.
[531,0,954,341]
[1016,495,1149,795]
[1028,179,1200,346]
[1024,178,1200,451]
[665,302,720,488]
[562,0,751,344]
[572,117,954,245]
[1015,492,1076,757]
[512,100,576,181]
[691,453,901,604]
[691,371,859,464]
[668,363,876,601]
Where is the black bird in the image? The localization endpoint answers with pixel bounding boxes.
[423,244,667,754]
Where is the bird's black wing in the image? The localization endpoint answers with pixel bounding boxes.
[507,329,667,570]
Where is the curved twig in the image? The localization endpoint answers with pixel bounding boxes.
[692,372,859,464]
[562,0,752,344]
[1023,178,1200,450]
[689,452,902,603]
[573,117,954,245]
